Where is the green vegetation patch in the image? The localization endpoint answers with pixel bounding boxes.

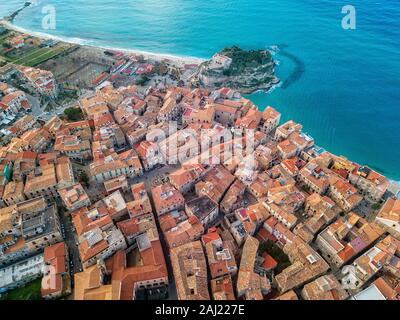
[24,46,67,67]
[11,47,52,64]
[79,172,89,188]
[259,240,291,274]
[1,278,42,300]
[16,45,68,67]
[64,107,83,121]
[136,75,150,86]
[220,46,273,76]
[371,203,382,210]
[0,42,70,67]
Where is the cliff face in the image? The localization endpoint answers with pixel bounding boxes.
[191,46,279,94]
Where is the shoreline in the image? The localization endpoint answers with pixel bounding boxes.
[0,19,279,95]
[1,20,399,185]
[0,19,207,66]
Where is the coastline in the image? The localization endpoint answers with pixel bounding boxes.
[0,19,279,95]
[0,19,207,67]
[1,18,399,185]
[1,2,400,304]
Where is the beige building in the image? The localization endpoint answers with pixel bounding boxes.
[182,106,215,125]
[328,176,363,212]
[275,236,330,293]
[203,229,237,280]
[58,183,91,212]
[74,238,168,300]
[237,236,271,300]
[349,166,389,202]
[212,102,240,127]
[315,213,384,268]
[54,135,92,163]
[19,197,63,252]
[90,156,143,183]
[78,226,127,268]
[170,241,210,300]
[2,181,25,205]
[274,120,302,141]
[261,106,281,134]
[293,193,341,243]
[164,216,204,250]
[298,160,332,194]
[24,164,59,200]
[263,185,305,229]
[375,198,400,238]
[301,274,348,300]
[151,182,185,216]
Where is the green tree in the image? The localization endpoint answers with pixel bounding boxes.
[80,172,89,188]
[371,203,381,210]
[259,240,291,274]
[1,279,42,300]
[63,107,82,121]
[136,75,149,86]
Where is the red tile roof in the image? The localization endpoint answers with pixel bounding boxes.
[262,253,278,270]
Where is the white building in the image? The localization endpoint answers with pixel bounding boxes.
[209,54,233,70]
[0,254,44,293]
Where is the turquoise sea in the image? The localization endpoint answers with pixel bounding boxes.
[1,0,399,181]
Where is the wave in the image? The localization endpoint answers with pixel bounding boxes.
[251,80,282,96]
[2,20,92,46]
[389,180,400,186]
[268,45,280,55]
[267,80,282,94]
[1,20,206,64]
[388,180,400,198]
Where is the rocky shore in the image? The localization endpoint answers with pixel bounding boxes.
[1,4,277,95]
[190,46,280,94]
[1,21,277,94]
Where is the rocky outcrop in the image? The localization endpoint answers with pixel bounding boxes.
[190,46,279,94]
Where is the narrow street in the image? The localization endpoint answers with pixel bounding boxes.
[26,93,42,116]
[57,204,82,283]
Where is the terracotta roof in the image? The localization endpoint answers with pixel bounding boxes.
[79,238,109,262]
[202,230,221,245]
[261,253,278,270]
[44,242,66,262]
[170,241,210,300]
[373,277,398,300]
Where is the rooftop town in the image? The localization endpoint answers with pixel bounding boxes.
[0,57,400,301]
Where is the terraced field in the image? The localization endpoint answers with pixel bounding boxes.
[12,44,70,66]
[0,31,71,67]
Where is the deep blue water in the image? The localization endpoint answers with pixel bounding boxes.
[1,0,399,180]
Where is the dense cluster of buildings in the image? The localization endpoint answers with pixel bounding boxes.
[0,65,58,150]
[0,77,399,301]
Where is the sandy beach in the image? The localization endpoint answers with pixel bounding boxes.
[0,19,206,67]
